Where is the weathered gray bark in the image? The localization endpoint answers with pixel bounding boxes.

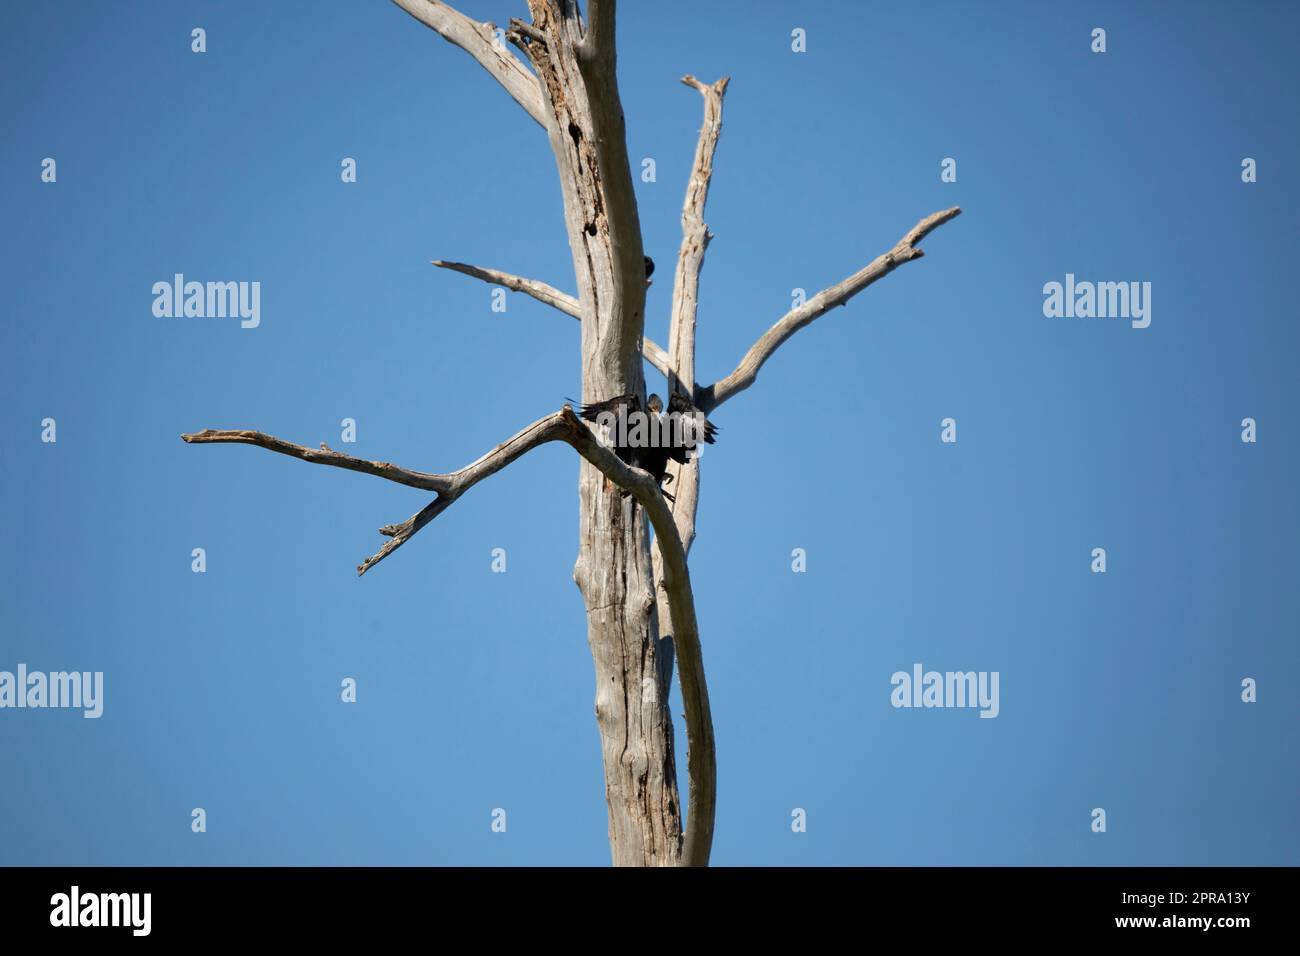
[508,0,684,867]
[646,74,729,865]
[183,0,959,868]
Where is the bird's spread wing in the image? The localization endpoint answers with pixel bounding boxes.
[572,393,642,423]
[667,393,718,445]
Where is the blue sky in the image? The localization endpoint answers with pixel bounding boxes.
[2,0,1297,865]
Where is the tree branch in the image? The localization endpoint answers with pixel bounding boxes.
[577,0,614,62]
[639,337,672,382]
[362,496,453,576]
[184,413,564,574]
[180,407,716,864]
[652,73,728,566]
[696,205,962,413]
[505,18,547,48]
[433,259,581,317]
[645,74,730,865]
[391,0,548,129]
[667,74,727,403]
[180,429,452,492]
[431,259,673,379]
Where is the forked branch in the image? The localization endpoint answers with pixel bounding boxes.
[697,206,962,412]
[184,413,560,574]
[180,406,715,865]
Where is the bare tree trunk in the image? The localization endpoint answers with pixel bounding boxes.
[575,485,681,865]
[513,0,682,865]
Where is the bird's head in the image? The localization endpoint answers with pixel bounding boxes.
[646,393,663,415]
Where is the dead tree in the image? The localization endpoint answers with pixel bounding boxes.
[182,0,960,866]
